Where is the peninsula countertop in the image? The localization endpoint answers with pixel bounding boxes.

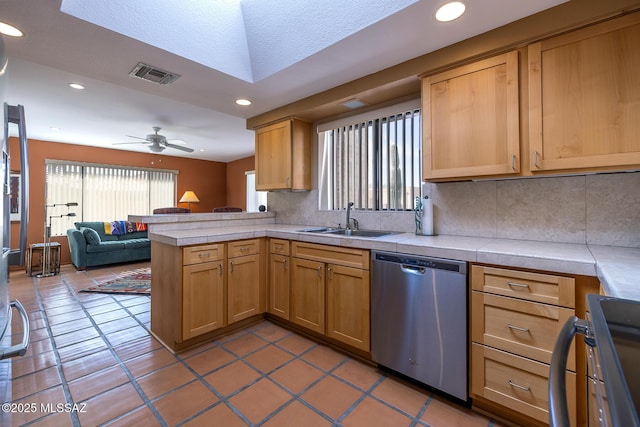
[146,223,640,302]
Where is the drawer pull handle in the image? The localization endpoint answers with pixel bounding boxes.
[508,380,531,392]
[275,244,283,250]
[219,263,223,276]
[507,282,530,290]
[507,324,530,333]
[240,247,249,252]
[198,253,211,258]
[230,261,234,273]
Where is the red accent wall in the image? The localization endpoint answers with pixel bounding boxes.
[225,156,255,211]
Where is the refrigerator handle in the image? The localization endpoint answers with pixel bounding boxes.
[7,104,28,266]
[0,300,30,359]
[549,316,590,427]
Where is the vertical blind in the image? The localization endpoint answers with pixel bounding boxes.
[45,161,176,235]
[318,107,421,211]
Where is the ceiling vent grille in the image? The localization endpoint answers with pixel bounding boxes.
[128,62,181,85]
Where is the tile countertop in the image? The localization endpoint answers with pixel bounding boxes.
[148,224,639,302]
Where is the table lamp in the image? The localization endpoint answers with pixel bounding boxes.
[179,191,200,210]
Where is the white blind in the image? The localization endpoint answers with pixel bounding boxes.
[45,161,176,235]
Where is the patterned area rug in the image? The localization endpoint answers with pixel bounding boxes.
[81,268,151,295]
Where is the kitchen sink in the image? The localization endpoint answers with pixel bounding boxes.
[297,227,396,238]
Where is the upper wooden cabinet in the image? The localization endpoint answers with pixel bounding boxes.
[255,119,312,191]
[421,51,521,180]
[528,13,640,173]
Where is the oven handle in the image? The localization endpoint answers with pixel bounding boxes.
[0,300,30,360]
[549,316,590,427]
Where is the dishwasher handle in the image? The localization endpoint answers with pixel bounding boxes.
[400,264,426,275]
[549,316,589,427]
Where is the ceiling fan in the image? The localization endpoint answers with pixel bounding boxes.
[116,126,194,153]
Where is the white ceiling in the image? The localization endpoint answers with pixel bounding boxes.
[1,0,567,162]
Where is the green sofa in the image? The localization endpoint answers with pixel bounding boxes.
[67,221,150,270]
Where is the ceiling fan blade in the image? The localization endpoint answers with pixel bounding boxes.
[166,143,194,153]
[125,135,150,141]
[113,141,147,145]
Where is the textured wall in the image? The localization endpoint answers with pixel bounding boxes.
[268,171,640,248]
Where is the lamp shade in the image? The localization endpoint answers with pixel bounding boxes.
[179,191,200,204]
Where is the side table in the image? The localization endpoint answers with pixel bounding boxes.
[26,242,61,277]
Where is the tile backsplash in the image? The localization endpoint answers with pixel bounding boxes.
[268,171,640,248]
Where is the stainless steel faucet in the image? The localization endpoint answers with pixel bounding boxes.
[346,202,358,232]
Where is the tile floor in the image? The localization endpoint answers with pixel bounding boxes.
[3,261,502,427]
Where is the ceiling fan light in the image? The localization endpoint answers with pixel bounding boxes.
[149,144,165,152]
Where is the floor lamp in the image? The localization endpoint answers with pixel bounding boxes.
[179,191,199,211]
[38,202,78,278]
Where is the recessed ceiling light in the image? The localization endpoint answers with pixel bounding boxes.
[435,2,466,22]
[235,98,252,106]
[0,22,24,37]
[68,83,85,90]
[342,99,366,109]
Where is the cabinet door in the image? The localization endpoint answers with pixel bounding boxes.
[326,264,370,352]
[529,14,640,173]
[255,120,292,190]
[182,261,225,340]
[422,51,520,180]
[228,254,262,324]
[268,253,290,320]
[290,258,325,334]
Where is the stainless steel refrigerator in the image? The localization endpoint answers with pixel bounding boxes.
[0,33,31,404]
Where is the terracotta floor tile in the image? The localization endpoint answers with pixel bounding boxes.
[45,309,88,326]
[152,381,218,426]
[204,360,261,397]
[11,350,58,377]
[104,325,149,347]
[68,364,130,402]
[12,366,62,400]
[10,385,66,426]
[262,400,332,427]
[77,382,144,426]
[53,326,101,348]
[22,337,54,358]
[244,344,293,374]
[301,345,348,372]
[332,359,384,392]
[28,328,53,343]
[228,378,292,425]
[57,337,109,363]
[276,333,316,355]
[61,348,118,381]
[97,316,140,334]
[343,396,413,427]
[85,302,122,317]
[185,345,236,376]
[222,333,269,357]
[124,347,177,378]
[102,405,162,427]
[250,321,291,342]
[301,376,362,420]
[42,304,83,317]
[25,410,73,426]
[270,359,324,394]
[49,316,93,336]
[182,402,248,427]
[371,376,430,418]
[421,396,492,427]
[137,362,196,399]
[90,308,131,324]
[124,302,150,314]
[112,335,162,361]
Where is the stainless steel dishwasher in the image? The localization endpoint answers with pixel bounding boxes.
[371,251,468,401]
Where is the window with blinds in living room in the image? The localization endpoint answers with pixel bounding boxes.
[45,161,176,236]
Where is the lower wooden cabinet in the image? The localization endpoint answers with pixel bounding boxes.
[182,261,225,340]
[290,257,325,334]
[268,239,290,320]
[326,264,370,352]
[227,239,264,324]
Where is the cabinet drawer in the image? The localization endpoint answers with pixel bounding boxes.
[471,343,576,425]
[291,241,369,270]
[183,244,224,265]
[228,239,260,258]
[472,265,575,308]
[472,291,575,370]
[269,239,290,256]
